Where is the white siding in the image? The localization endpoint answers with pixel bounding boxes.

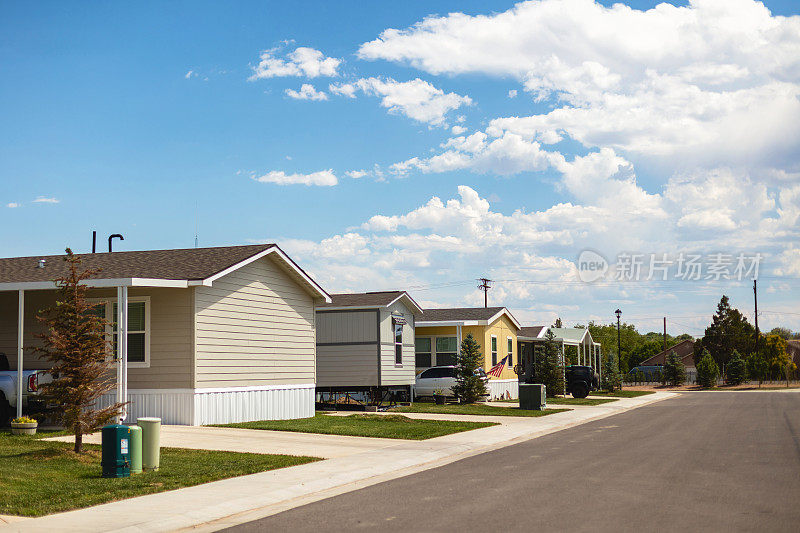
[194,256,316,388]
[379,300,416,386]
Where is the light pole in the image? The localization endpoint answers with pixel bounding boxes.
[615,308,622,367]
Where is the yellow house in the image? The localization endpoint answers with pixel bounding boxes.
[415,307,522,399]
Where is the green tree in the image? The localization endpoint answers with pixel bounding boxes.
[34,249,124,453]
[553,317,563,328]
[696,350,720,388]
[726,350,747,385]
[452,333,488,404]
[662,351,686,387]
[534,329,565,396]
[698,295,755,371]
[601,351,623,392]
[759,334,795,382]
[747,350,769,387]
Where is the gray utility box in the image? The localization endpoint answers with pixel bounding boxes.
[519,384,547,410]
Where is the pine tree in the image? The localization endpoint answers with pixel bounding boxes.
[534,329,565,396]
[726,350,747,385]
[452,333,488,404]
[699,295,754,370]
[662,351,686,387]
[696,349,720,388]
[601,351,622,392]
[34,249,124,453]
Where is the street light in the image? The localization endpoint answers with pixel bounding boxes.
[615,309,622,367]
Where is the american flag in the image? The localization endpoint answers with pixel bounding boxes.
[487,355,509,377]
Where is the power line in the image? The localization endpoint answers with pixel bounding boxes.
[477,277,493,308]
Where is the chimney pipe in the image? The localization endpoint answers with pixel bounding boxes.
[108,234,124,253]
[92,231,97,253]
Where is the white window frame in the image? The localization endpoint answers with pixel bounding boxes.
[394,320,403,367]
[89,296,151,369]
[415,336,433,368]
[491,335,498,366]
[507,336,514,367]
[434,336,458,367]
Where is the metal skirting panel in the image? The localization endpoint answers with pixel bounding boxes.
[98,385,315,426]
[192,385,315,425]
[488,379,519,400]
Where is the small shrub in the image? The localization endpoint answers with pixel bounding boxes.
[727,350,747,385]
[662,351,686,386]
[696,349,720,388]
[602,352,622,392]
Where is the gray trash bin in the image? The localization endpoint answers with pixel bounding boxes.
[519,384,546,410]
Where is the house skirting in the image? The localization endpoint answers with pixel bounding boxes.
[98,383,315,426]
[488,379,519,400]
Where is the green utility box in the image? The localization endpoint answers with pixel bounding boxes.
[101,424,131,478]
[138,417,161,471]
[128,425,142,474]
[519,384,547,410]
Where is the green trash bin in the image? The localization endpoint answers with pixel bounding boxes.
[138,417,161,471]
[101,424,131,478]
[519,384,547,410]
[128,425,142,474]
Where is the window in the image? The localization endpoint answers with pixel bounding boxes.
[394,321,403,365]
[92,297,150,368]
[507,337,514,367]
[435,337,458,366]
[491,336,498,365]
[415,337,432,368]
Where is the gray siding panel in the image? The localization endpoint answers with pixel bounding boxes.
[316,344,379,387]
[194,256,316,388]
[316,311,377,344]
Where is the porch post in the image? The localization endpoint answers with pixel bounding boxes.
[17,290,24,419]
[117,286,129,422]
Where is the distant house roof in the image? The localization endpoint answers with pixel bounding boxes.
[0,244,331,302]
[318,291,423,315]
[417,307,522,330]
[639,339,696,367]
[519,326,547,339]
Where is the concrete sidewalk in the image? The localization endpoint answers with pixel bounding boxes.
[3,391,674,533]
[47,424,400,459]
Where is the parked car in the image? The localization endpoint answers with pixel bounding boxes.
[565,365,600,398]
[0,353,51,425]
[414,366,489,400]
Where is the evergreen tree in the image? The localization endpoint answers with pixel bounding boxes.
[696,349,720,388]
[726,350,748,385]
[746,350,769,387]
[699,295,754,370]
[34,249,124,453]
[662,351,686,387]
[601,351,623,392]
[452,333,488,404]
[553,317,563,328]
[534,329,565,396]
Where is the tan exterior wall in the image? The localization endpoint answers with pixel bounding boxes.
[0,287,194,389]
[194,256,316,388]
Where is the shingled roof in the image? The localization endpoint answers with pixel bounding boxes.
[640,338,697,367]
[318,291,422,314]
[518,326,547,339]
[0,244,330,301]
[417,307,522,329]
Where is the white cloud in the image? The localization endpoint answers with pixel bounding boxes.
[346,170,368,179]
[358,0,800,167]
[507,89,517,98]
[6,202,19,208]
[254,169,337,186]
[285,83,328,101]
[250,46,341,80]
[329,77,471,126]
[33,197,59,204]
[184,70,195,79]
[451,125,467,135]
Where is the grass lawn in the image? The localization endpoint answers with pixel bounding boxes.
[215,413,497,440]
[591,390,656,398]
[392,403,569,417]
[498,397,617,406]
[0,431,318,517]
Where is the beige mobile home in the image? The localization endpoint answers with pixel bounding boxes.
[0,244,330,425]
[315,291,421,400]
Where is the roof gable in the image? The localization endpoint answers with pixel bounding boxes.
[417,307,521,330]
[318,291,422,314]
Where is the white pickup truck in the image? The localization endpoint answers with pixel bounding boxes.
[0,355,51,424]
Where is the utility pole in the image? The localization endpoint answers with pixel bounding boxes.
[753,279,759,353]
[663,317,667,352]
[615,308,622,367]
[477,278,492,308]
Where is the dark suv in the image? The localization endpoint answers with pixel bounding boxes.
[565,365,600,398]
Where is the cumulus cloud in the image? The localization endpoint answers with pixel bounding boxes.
[285,83,328,100]
[254,169,337,186]
[330,77,471,126]
[250,46,341,79]
[358,0,800,167]
[507,89,517,98]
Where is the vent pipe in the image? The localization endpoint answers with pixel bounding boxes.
[108,234,124,253]
[92,231,97,253]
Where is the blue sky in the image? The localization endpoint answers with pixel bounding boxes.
[2,0,799,335]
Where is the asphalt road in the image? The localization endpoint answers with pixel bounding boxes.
[226,391,800,532]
